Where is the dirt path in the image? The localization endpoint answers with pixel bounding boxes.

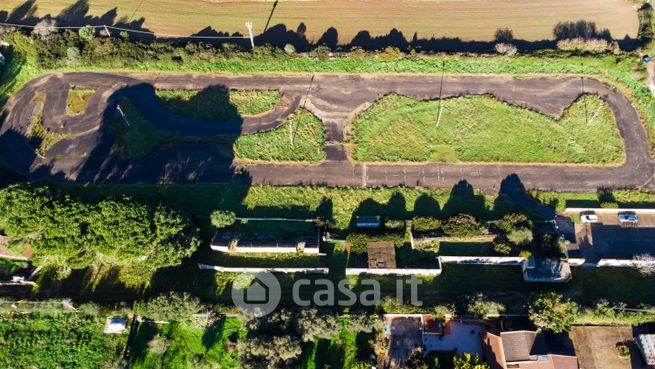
[0,72,653,192]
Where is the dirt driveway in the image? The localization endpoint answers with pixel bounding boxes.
[571,325,650,369]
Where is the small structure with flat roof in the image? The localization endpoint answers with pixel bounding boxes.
[637,334,655,366]
[356,216,381,229]
[522,257,572,283]
[367,241,397,269]
[104,317,128,334]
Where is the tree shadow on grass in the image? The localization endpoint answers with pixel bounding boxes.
[201,314,226,353]
[441,180,487,219]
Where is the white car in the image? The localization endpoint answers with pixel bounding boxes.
[580,213,598,223]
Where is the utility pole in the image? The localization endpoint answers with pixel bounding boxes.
[245,21,255,49]
[116,105,130,127]
[436,60,445,128]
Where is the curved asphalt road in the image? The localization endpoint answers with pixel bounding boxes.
[0,72,653,192]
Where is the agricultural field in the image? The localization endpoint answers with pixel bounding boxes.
[0,0,637,42]
[0,312,125,369]
[351,94,622,164]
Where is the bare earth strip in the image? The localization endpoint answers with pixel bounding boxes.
[0,0,638,41]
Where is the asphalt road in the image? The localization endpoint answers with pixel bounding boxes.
[0,72,653,192]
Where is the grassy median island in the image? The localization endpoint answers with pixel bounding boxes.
[351,94,623,163]
[234,109,325,162]
[157,89,281,120]
[66,88,95,115]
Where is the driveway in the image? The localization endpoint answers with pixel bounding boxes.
[0,72,653,191]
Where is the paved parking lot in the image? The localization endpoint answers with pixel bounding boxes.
[571,212,655,262]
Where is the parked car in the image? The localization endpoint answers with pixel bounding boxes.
[618,212,639,224]
[580,212,598,223]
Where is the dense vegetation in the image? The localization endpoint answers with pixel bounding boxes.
[0,312,124,369]
[351,94,622,163]
[0,183,199,271]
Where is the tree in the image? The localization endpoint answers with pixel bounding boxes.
[33,18,57,40]
[454,353,490,369]
[238,336,302,369]
[78,26,95,41]
[467,294,506,318]
[529,292,579,333]
[210,210,236,228]
[133,292,205,323]
[296,308,339,342]
[633,253,655,275]
[0,184,199,271]
[412,217,442,232]
[442,214,481,238]
[507,227,533,246]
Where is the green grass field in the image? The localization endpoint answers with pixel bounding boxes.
[351,94,622,163]
[130,317,244,369]
[157,89,281,120]
[234,109,325,162]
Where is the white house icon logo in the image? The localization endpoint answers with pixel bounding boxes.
[232,271,281,317]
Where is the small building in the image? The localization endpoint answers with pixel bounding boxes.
[367,241,396,269]
[356,215,381,229]
[637,334,655,366]
[104,317,128,334]
[483,330,579,369]
[522,257,572,283]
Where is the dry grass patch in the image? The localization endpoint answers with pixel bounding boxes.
[66,88,95,115]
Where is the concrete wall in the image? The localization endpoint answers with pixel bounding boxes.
[345,268,442,276]
[210,245,321,254]
[439,256,524,265]
[198,264,329,274]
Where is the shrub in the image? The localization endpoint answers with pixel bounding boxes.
[495,213,532,233]
[412,217,442,232]
[556,38,614,53]
[346,233,370,254]
[494,43,517,56]
[519,250,533,259]
[467,294,506,318]
[119,31,129,40]
[315,46,331,61]
[384,218,406,230]
[66,46,81,65]
[529,292,579,333]
[78,26,96,41]
[378,46,403,61]
[133,292,206,323]
[493,242,512,255]
[32,18,57,40]
[442,214,481,238]
[284,43,296,54]
[600,201,619,208]
[507,227,533,246]
[210,210,236,228]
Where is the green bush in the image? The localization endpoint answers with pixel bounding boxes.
[384,218,406,230]
[507,227,533,246]
[346,233,370,254]
[493,242,512,255]
[495,213,532,233]
[600,201,619,208]
[0,183,199,271]
[211,210,236,228]
[134,292,206,323]
[467,294,506,318]
[529,292,579,333]
[412,217,442,232]
[442,214,482,238]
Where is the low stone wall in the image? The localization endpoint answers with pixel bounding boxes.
[345,268,442,276]
[439,256,524,265]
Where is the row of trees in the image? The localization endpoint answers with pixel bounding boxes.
[0,184,199,272]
